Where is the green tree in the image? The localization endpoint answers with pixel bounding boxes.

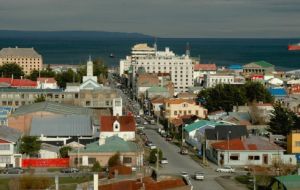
[59,146,72,158]
[91,161,102,172]
[108,152,121,167]
[267,103,300,135]
[34,94,46,103]
[0,63,25,78]
[243,81,273,103]
[55,69,80,88]
[19,136,41,157]
[28,65,55,81]
[149,149,163,163]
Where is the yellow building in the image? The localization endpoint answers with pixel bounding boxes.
[0,47,43,75]
[163,98,207,120]
[287,130,300,154]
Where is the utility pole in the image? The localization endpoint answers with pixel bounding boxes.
[156,148,159,172]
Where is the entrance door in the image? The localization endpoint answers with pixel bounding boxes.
[263,154,268,165]
[15,157,20,167]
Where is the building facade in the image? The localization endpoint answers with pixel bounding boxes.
[243,61,275,75]
[0,47,43,75]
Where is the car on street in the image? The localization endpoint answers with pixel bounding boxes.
[3,167,24,174]
[194,171,205,180]
[143,121,149,125]
[60,167,80,173]
[181,171,189,178]
[216,166,235,173]
[160,158,168,164]
[180,148,188,155]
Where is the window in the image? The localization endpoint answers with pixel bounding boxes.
[230,154,239,160]
[0,156,10,164]
[295,141,300,147]
[86,101,91,106]
[195,110,199,115]
[0,144,10,150]
[88,157,96,164]
[174,111,177,115]
[248,155,260,160]
[54,94,59,99]
[74,158,82,165]
[188,110,191,114]
[123,157,132,164]
[106,101,110,106]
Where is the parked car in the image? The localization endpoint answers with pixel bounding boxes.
[216,166,235,173]
[194,172,204,180]
[180,148,188,155]
[149,144,157,149]
[160,158,168,164]
[131,166,137,172]
[60,167,79,173]
[143,121,149,125]
[3,167,24,174]
[181,171,189,178]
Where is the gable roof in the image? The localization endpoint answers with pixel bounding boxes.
[100,116,135,132]
[0,126,21,143]
[37,77,57,83]
[0,78,37,88]
[74,136,140,153]
[244,61,274,68]
[211,136,283,151]
[151,97,165,104]
[194,64,217,71]
[12,101,92,116]
[184,120,219,133]
[30,115,92,136]
[205,125,248,140]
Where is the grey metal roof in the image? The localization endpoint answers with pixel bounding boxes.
[12,101,92,116]
[0,47,41,58]
[30,115,93,136]
[0,126,21,143]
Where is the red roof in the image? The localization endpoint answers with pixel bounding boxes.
[100,116,136,132]
[194,64,217,71]
[0,77,37,88]
[0,139,10,144]
[37,77,57,83]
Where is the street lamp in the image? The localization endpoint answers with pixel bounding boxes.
[227,130,231,164]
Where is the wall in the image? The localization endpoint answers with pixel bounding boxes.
[166,103,207,120]
[287,133,300,154]
[99,132,135,142]
[22,158,69,168]
[39,149,58,159]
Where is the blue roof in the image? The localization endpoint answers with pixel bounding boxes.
[229,65,243,70]
[268,88,287,97]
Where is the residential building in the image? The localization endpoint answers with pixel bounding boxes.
[39,143,59,158]
[209,136,296,166]
[287,130,300,154]
[243,61,275,75]
[0,78,37,88]
[268,87,288,100]
[0,127,21,168]
[99,116,136,145]
[150,97,165,117]
[163,98,207,120]
[30,115,95,146]
[146,86,171,99]
[37,77,58,89]
[177,92,197,100]
[69,136,143,168]
[193,63,217,85]
[135,73,160,100]
[205,125,248,142]
[0,107,13,126]
[0,47,43,75]
[203,74,244,88]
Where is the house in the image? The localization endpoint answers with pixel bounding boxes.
[205,125,248,142]
[287,130,300,154]
[243,61,275,75]
[162,98,207,121]
[135,73,159,100]
[267,78,283,87]
[0,107,13,126]
[37,77,58,89]
[146,86,171,99]
[150,97,165,117]
[69,136,143,168]
[99,115,136,144]
[207,110,227,121]
[0,77,37,88]
[0,127,22,168]
[209,136,296,166]
[30,114,95,146]
[219,112,252,126]
[177,92,197,100]
[268,87,287,100]
[193,63,217,85]
[39,143,59,159]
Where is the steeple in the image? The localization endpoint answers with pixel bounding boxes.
[185,42,190,57]
[87,55,93,77]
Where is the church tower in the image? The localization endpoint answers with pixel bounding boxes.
[82,56,98,83]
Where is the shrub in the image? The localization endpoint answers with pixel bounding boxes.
[149,149,163,163]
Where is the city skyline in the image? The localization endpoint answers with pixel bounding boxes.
[0,0,300,38]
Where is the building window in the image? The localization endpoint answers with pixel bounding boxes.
[174,111,177,115]
[230,154,239,160]
[106,101,110,106]
[195,110,199,115]
[0,144,10,150]
[248,155,260,160]
[54,94,59,99]
[295,141,300,147]
[88,157,96,164]
[86,101,91,106]
[123,157,132,164]
[0,156,10,164]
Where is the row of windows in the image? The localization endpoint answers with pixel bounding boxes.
[174,110,199,115]
[74,156,132,165]
[139,62,189,65]
[229,154,261,161]
[0,144,10,150]
[0,156,10,163]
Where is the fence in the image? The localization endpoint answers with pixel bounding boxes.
[22,158,69,168]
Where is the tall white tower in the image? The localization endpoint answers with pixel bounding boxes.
[83,56,98,83]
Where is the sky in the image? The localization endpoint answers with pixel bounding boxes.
[0,0,300,38]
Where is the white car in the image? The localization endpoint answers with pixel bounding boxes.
[181,171,189,178]
[216,166,235,173]
[160,158,168,164]
[143,121,149,125]
[194,172,204,180]
[149,144,157,149]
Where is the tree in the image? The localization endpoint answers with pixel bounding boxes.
[59,146,72,158]
[243,81,273,103]
[19,136,41,157]
[149,149,163,163]
[91,161,102,172]
[28,66,55,81]
[267,103,300,136]
[34,94,46,103]
[108,152,121,167]
[0,63,25,78]
[55,68,81,88]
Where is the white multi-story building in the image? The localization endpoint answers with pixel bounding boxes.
[0,47,43,75]
[204,74,235,88]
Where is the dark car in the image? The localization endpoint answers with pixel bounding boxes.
[60,167,79,173]
[4,167,24,174]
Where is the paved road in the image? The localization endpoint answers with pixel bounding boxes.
[144,128,225,190]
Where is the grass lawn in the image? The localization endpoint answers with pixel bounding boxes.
[47,168,62,172]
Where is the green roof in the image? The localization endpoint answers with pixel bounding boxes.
[147,86,168,93]
[73,136,140,153]
[184,120,219,133]
[274,175,300,190]
[253,61,274,68]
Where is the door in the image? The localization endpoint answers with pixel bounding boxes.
[15,157,20,167]
[263,154,268,165]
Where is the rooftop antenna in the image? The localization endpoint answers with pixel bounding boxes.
[186,42,190,57]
